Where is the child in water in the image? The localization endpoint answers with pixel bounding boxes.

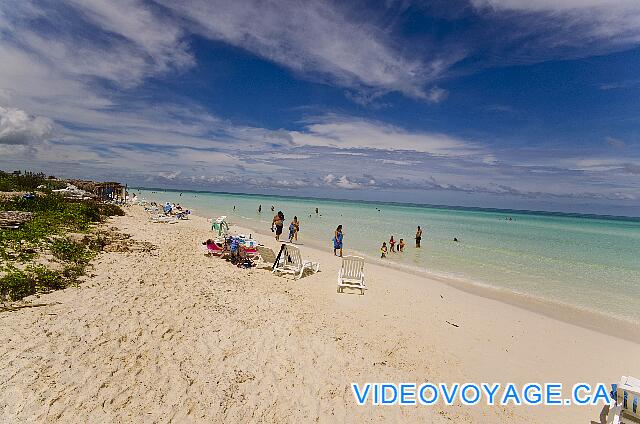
[380,242,388,258]
[398,239,405,252]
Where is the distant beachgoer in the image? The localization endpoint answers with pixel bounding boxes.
[292,216,300,241]
[333,225,343,257]
[415,226,422,248]
[271,205,275,212]
[315,207,319,214]
[272,211,284,241]
[163,202,172,215]
[398,239,405,252]
[233,205,236,210]
[389,236,396,252]
[288,221,295,242]
[453,237,459,242]
[381,242,387,258]
[258,205,262,213]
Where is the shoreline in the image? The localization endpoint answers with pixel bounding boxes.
[223,213,640,343]
[3,204,640,422]
[134,186,640,222]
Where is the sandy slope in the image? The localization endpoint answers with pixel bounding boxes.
[1,206,638,423]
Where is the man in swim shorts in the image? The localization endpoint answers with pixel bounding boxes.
[416,226,422,248]
[272,211,284,241]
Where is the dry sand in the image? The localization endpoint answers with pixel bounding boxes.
[1,206,639,423]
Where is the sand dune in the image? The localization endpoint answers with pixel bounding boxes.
[1,206,638,423]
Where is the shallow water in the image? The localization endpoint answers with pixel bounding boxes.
[138,189,640,324]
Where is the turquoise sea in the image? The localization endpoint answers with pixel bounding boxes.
[137,189,640,324]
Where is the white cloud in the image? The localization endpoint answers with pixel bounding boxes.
[157,0,456,98]
[0,106,53,145]
[291,115,485,157]
[322,174,361,189]
[471,0,640,48]
[335,175,362,189]
[427,86,449,103]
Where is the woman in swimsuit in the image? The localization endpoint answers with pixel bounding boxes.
[333,225,343,257]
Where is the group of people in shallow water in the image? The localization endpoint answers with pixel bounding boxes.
[270,210,301,243]
[251,204,449,259]
[258,204,320,244]
[380,226,423,258]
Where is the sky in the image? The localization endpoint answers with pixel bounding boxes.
[0,0,639,216]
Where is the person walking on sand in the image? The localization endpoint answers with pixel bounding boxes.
[333,225,343,257]
[381,242,388,258]
[416,226,423,248]
[389,235,396,252]
[398,238,405,252]
[272,211,284,241]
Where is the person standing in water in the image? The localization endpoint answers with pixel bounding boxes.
[292,216,300,242]
[416,226,423,248]
[333,225,343,257]
[288,216,300,243]
[389,235,396,252]
[398,238,405,252]
[258,205,261,213]
[272,211,284,241]
[380,242,387,258]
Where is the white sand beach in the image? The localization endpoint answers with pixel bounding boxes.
[1,206,639,423]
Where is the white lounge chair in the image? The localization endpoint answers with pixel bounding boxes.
[272,244,319,279]
[337,256,366,295]
[608,376,640,424]
[150,215,178,224]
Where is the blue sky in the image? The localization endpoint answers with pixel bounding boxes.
[0,0,639,215]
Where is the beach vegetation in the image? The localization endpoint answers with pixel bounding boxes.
[0,170,66,192]
[0,176,124,302]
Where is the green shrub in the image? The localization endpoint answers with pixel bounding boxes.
[31,265,67,292]
[0,270,36,301]
[0,178,125,301]
[0,171,46,192]
[50,238,93,263]
[98,203,125,217]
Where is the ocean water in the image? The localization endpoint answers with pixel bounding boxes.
[138,189,640,324]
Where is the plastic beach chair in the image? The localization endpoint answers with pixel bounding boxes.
[608,376,640,424]
[272,244,319,279]
[337,256,366,295]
